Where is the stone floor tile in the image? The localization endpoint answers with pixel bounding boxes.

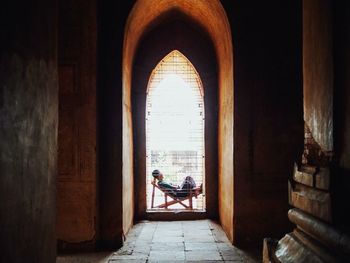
[212,230,230,243]
[108,260,146,263]
[220,250,243,261]
[137,235,154,242]
[153,230,183,237]
[151,242,184,251]
[139,230,156,236]
[56,220,260,263]
[158,221,182,227]
[183,224,210,231]
[154,228,183,232]
[133,244,151,254]
[148,260,185,263]
[184,230,212,237]
[113,249,133,256]
[152,236,184,243]
[128,225,144,234]
[109,252,148,261]
[125,236,139,243]
[149,250,185,261]
[184,235,215,243]
[208,224,230,243]
[56,252,112,263]
[216,243,236,251]
[183,225,209,229]
[185,250,222,261]
[185,242,218,251]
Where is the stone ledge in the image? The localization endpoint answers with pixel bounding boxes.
[275,233,323,263]
[293,228,344,262]
[289,182,331,222]
[293,163,330,190]
[288,208,350,257]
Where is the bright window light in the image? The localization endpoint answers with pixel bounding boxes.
[146,50,205,210]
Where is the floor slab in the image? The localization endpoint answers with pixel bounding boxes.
[57,220,260,263]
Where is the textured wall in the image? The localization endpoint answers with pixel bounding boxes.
[226,0,304,246]
[303,0,333,152]
[0,0,58,262]
[97,1,135,248]
[333,0,350,231]
[56,0,97,248]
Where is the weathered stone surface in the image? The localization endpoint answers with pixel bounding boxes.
[293,229,344,262]
[293,163,314,187]
[289,182,331,222]
[0,1,58,262]
[315,167,330,190]
[263,1,350,262]
[303,0,333,151]
[293,163,330,190]
[57,0,97,248]
[265,227,348,262]
[288,208,350,257]
[57,182,96,242]
[275,233,323,263]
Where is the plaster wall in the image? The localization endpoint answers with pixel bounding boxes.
[0,0,58,261]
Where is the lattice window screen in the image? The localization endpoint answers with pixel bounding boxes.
[146,50,205,210]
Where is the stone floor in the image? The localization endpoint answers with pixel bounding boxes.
[57,220,260,263]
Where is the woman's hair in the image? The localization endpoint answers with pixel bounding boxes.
[152,169,161,178]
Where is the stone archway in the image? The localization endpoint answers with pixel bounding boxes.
[123,0,234,241]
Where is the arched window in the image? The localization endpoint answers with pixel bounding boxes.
[146,50,205,210]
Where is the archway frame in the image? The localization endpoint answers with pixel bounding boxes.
[123,0,234,241]
[145,49,206,211]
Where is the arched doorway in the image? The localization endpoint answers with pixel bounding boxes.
[146,50,205,210]
[131,16,219,220]
[123,0,233,241]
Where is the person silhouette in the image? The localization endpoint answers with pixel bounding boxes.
[151,169,197,198]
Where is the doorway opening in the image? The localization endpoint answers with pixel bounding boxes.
[146,50,205,210]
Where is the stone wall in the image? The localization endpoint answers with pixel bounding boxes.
[263,1,350,261]
[333,0,350,232]
[0,0,58,261]
[56,0,97,249]
[97,0,135,248]
[225,0,304,246]
[303,0,333,152]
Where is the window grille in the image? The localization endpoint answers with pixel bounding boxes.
[146,50,205,210]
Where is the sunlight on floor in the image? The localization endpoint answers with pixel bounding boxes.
[56,220,260,262]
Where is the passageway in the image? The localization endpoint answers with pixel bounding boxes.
[4,1,350,262]
[57,220,259,262]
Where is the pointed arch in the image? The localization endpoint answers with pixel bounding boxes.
[123,0,234,241]
[147,50,204,96]
[146,50,205,210]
